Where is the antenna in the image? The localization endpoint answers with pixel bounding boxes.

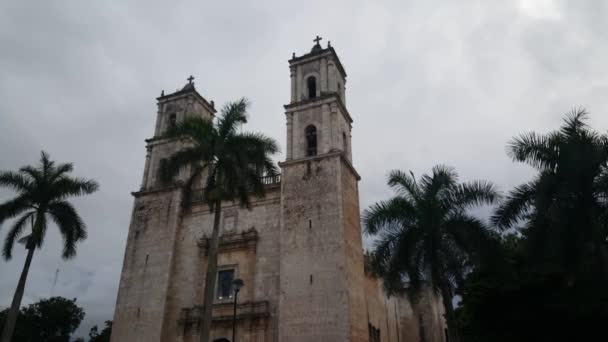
[50,268,59,296]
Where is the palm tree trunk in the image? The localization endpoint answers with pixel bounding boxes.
[199,201,222,342]
[0,245,35,342]
[440,283,460,342]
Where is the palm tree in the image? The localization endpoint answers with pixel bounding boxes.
[492,109,608,285]
[162,98,279,342]
[363,166,498,342]
[0,151,98,342]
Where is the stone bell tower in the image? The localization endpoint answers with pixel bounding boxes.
[278,37,368,342]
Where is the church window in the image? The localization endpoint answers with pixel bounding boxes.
[307,76,317,99]
[305,125,317,157]
[168,113,177,129]
[216,269,235,300]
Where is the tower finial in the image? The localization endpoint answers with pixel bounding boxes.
[313,35,322,45]
[187,75,194,84]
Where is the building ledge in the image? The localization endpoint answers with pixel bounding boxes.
[178,301,270,326]
[197,227,259,255]
[284,93,353,124]
[279,151,361,181]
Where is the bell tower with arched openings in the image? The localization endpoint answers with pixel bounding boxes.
[278,37,367,342]
[284,36,352,162]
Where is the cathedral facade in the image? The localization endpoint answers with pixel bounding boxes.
[110,40,446,342]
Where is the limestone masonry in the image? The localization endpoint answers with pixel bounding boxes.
[110,39,446,342]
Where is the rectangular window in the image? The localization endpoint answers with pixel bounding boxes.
[216,269,235,300]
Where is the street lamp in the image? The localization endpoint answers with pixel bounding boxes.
[231,278,244,342]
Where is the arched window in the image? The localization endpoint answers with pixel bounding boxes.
[307,76,317,99]
[305,125,317,157]
[168,113,177,129]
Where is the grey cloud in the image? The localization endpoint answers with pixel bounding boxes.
[1,0,607,338]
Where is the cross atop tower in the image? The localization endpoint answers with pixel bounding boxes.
[187,75,194,84]
[313,35,322,45]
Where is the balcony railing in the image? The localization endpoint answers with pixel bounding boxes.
[190,174,281,203]
[178,301,270,326]
[261,174,281,185]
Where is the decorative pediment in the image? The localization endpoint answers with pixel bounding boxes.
[197,227,258,256]
[178,300,270,327]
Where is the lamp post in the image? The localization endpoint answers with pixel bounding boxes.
[231,278,244,342]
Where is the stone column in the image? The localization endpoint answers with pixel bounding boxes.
[290,67,296,103]
[296,65,303,102]
[322,104,332,153]
[154,104,163,137]
[141,146,152,190]
[320,58,328,93]
[286,112,294,160]
[330,105,338,152]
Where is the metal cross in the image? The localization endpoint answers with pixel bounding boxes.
[313,35,322,45]
[187,75,194,84]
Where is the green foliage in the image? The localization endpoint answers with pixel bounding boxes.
[0,151,99,259]
[0,297,85,342]
[88,320,112,342]
[457,109,608,341]
[162,98,279,210]
[363,165,498,342]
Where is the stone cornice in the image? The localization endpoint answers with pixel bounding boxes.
[131,184,182,198]
[284,93,353,124]
[197,227,259,255]
[289,46,347,78]
[156,88,217,115]
[279,151,361,181]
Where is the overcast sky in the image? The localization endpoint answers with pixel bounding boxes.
[1,0,607,338]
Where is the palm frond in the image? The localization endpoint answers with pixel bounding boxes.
[448,180,499,211]
[2,211,35,259]
[421,165,458,198]
[387,169,420,202]
[492,180,536,229]
[507,131,560,171]
[0,195,32,225]
[362,197,416,235]
[0,171,33,192]
[560,107,589,138]
[48,201,86,259]
[161,147,208,183]
[217,98,249,139]
[165,116,215,143]
[52,177,99,199]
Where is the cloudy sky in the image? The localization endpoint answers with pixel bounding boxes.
[1,0,607,338]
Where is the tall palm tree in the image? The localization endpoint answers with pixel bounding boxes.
[493,109,608,285]
[162,98,279,342]
[0,151,98,342]
[363,166,498,342]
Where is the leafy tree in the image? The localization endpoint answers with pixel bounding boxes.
[363,166,498,342]
[0,152,98,342]
[88,320,112,342]
[493,109,608,283]
[0,296,85,342]
[456,109,608,341]
[162,98,279,342]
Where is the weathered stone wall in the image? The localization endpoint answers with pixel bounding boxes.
[278,155,350,341]
[340,157,367,342]
[111,189,183,342]
[161,187,282,342]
